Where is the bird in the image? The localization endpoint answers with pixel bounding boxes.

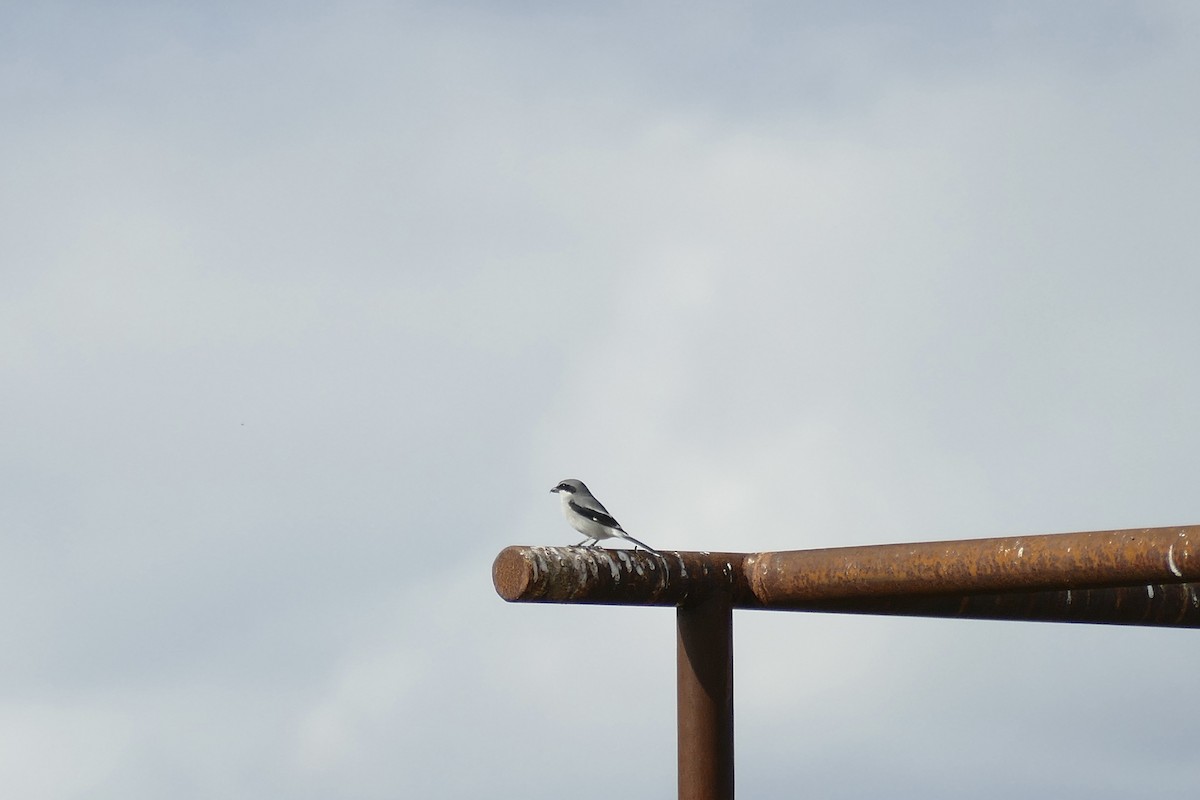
[550,478,659,553]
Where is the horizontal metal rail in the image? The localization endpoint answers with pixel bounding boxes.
[745,526,1197,601]
[784,582,1200,627]
[492,547,752,606]
[492,525,1200,627]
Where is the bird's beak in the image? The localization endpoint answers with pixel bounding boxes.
[549,487,559,493]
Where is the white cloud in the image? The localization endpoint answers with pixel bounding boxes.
[0,700,133,799]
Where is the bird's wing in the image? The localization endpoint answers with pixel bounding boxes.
[568,499,623,531]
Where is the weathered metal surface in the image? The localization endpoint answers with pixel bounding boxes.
[491,546,751,607]
[492,526,1200,627]
[677,592,734,800]
[785,583,1200,628]
[745,526,1197,604]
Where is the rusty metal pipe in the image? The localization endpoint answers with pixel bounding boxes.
[492,546,751,606]
[785,582,1200,627]
[677,591,734,800]
[746,526,1197,604]
[493,526,1198,606]
[492,526,1200,626]
[492,544,1200,626]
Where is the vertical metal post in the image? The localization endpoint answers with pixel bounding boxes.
[677,591,734,800]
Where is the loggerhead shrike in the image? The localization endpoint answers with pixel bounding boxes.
[550,478,659,553]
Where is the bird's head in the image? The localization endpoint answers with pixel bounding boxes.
[550,478,586,495]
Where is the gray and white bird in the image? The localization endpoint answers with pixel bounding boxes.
[551,478,659,553]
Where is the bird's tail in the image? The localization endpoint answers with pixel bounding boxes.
[621,532,660,555]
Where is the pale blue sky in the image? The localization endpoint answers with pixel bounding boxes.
[2,3,1198,797]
